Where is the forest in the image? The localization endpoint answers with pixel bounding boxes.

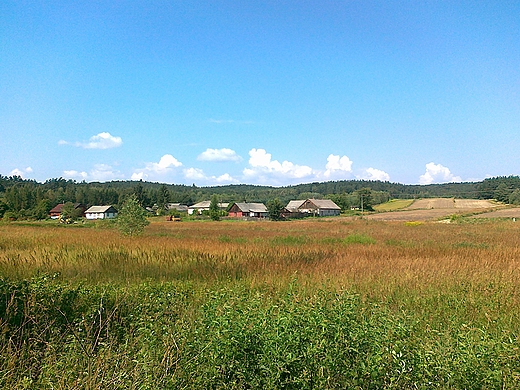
[1,174,520,220]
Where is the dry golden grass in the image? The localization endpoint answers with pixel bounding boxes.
[2,218,520,293]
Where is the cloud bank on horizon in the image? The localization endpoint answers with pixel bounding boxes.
[0,133,467,186]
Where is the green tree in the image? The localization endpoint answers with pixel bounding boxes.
[354,188,374,211]
[509,189,520,205]
[267,198,284,221]
[61,202,82,222]
[0,199,8,219]
[209,195,221,221]
[117,194,150,236]
[32,199,52,220]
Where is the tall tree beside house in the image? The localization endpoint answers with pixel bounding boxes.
[209,195,221,221]
[117,194,150,236]
[267,198,284,221]
[60,202,83,222]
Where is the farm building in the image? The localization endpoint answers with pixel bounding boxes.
[49,203,86,219]
[298,199,341,216]
[85,205,118,220]
[283,199,341,217]
[188,201,228,215]
[165,203,188,213]
[228,202,268,218]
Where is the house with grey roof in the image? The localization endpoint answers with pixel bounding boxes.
[298,199,341,216]
[187,201,229,215]
[284,199,341,217]
[85,205,118,220]
[228,202,268,218]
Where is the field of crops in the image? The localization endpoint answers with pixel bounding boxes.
[2,218,520,388]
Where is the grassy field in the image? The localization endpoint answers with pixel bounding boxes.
[1,218,520,388]
[373,199,414,212]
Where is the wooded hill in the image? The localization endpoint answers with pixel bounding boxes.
[1,175,520,220]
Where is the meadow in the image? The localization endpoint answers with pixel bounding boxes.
[1,217,520,388]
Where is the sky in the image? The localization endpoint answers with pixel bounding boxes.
[1,1,519,187]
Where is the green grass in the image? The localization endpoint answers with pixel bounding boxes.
[2,220,520,388]
[374,199,414,212]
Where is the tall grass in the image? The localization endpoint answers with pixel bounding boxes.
[1,219,520,388]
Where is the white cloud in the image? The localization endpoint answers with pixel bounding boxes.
[131,154,183,181]
[215,173,236,183]
[130,172,144,181]
[197,148,242,162]
[183,167,237,185]
[63,170,88,180]
[59,132,123,149]
[362,167,390,181]
[323,154,353,178]
[63,164,123,182]
[9,167,33,178]
[419,162,461,185]
[244,148,314,182]
[183,167,206,180]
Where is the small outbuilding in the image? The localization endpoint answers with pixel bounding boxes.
[85,205,118,220]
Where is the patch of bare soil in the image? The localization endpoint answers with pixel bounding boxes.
[368,198,499,221]
[366,209,460,221]
[469,207,520,219]
[404,198,497,210]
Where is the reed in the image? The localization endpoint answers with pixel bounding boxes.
[1,219,520,388]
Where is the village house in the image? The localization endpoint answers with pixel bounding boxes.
[283,199,341,218]
[84,205,118,220]
[298,199,341,216]
[49,203,86,219]
[228,202,268,218]
[188,201,229,215]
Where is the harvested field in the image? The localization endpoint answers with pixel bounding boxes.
[368,198,500,221]
[469,207,520,219]
[404,198,497,210]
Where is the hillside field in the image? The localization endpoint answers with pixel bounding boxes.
[1,217,520,388]
[369,198,509,221]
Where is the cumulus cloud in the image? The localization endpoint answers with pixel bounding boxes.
[183,167,206,180]
[419,162,462,185]
[361,167,390,181]
[183,167,237,184]
[9,167,33,178]
[59,132,123,149]
[131,154,183,181]
[63,164,123,182]
[244,148,314,182]
[63,170,88,180]
[197,148,242,162]
[323,154,353,178]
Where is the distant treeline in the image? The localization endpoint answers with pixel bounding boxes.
[1,175,520,220]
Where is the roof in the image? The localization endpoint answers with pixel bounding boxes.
[189,201,229,209]
[306,199,341,210]
[85,205,117,213]
[233,202,267,213]
[49,204,64,213]
[285,200,305,212]
[49,203,85,214]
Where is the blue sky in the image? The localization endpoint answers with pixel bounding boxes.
[1,1,519,186]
